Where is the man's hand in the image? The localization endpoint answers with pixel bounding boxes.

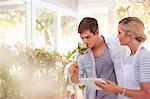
[68,62,79,83]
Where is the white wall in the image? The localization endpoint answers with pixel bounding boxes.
[42,0,78,11]
[78,0,111,9]
[78,0,115,37]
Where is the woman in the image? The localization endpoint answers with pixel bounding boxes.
[95,17,150,99]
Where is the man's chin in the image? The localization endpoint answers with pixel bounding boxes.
[120,43,126,46]
[87,46,92,49]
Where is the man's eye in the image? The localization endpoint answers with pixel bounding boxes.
[86,36,90,39]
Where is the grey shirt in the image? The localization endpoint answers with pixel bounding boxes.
[94,46,117,99]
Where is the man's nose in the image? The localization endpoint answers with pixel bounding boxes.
[83,38,88,44]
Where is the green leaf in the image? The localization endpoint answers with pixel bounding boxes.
[66,49,77,60]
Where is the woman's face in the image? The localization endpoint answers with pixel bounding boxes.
[117,24,131,45]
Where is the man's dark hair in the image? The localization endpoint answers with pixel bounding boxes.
[78,17,98,35]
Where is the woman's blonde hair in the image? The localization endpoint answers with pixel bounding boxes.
[119,17,147,42]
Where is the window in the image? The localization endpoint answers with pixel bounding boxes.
[57,16,78,54]
[35,8,55,51]
[0,4,26,45]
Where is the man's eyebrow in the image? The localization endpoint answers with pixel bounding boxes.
[80,35,89,38]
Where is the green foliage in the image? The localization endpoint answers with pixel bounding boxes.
[66,43,88,61]
[0,43,70,98]
[66,49,77,61]
[64,43,88,98]
[28,48,68,69]
[78,43,88,55]
[36,8,54,33]
[61,16,77,38]
[0,66,22,99]
[0,10,25,29]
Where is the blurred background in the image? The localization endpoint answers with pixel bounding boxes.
[0,0,150,53]
[0,0,150,99]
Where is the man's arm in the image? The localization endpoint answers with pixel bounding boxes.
[68,63,79,83]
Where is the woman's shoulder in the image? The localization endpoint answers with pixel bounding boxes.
[136,47,150,63]
[138,47,150,58]
[135,47,150,83]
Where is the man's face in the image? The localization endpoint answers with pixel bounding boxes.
[80,30,97,49]
[117,25,131,45]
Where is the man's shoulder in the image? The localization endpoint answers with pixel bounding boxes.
[104,37,129,56]
[104,37,121,50]
[104,37,120,45]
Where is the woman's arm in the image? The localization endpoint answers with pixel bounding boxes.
[121,83,149,99]
[141,83,150,99]
[95,80,150,99]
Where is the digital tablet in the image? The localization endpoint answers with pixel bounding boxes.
[79,78,107,90]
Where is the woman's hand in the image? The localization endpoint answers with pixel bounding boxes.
[95,79,122,94]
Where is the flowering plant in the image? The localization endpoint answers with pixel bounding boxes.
[28,48,68,68]
[65,43,88,98]
[0,43,69,99]
[66,43,88,61]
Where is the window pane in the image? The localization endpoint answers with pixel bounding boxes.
[115,0,150,50]
[36,8,55,51]
[58,16,78,54]
[0,5,26,45]
[79,6,109,37]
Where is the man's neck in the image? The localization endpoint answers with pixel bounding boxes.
[92,35,106,57]
[92,35,105,49]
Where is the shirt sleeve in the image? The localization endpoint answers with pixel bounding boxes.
[139,51,150,82]
[77,57,85,78]
[73,51,84,78]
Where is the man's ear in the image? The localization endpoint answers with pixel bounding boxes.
[95,29,99,35]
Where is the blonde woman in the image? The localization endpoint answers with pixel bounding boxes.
[96,17,150,99]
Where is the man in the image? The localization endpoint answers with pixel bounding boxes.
[68,17,128,99]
